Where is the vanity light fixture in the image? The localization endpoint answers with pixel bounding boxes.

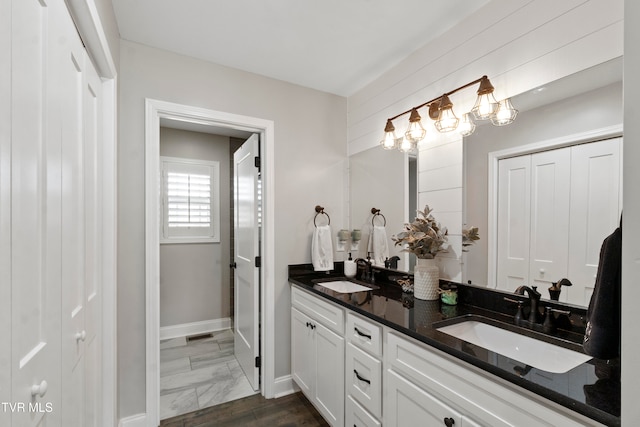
[490,98,519,126]
[404,108,426,142]
[434,94,459,132]
[458,113,476,137]
[470,75,499,120]
[379,75,517,150]
[380,119,399,150]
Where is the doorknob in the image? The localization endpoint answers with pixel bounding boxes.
[75,330,87,342]
[31,380,48,398]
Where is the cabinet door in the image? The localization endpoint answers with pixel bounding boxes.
[291,308,315,396]
[385,370,462,427]
[528,148,571,290]
[496,155,531,291]
[315,322,345,427]
[568,138,622,306]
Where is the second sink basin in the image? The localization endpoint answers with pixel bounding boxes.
[315,280,374,294]
[436,319,591,374]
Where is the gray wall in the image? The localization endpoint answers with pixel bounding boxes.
[464,82,623,287]
[159,128,231,327]
[117,40,347,418]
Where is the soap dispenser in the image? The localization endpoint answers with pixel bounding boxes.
[344,253,357,278]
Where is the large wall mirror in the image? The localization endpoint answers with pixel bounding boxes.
[349,57,622,309]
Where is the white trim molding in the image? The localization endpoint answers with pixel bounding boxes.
[159,318,231,341]
[145,99,276,427]
[117,413,147,427]
[273,375,300,399]
[486,124,623,288]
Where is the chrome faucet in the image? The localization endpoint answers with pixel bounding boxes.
[515,285,542,323]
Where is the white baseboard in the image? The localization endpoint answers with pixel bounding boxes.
[159,318,231,340]
[273,375,300,398]
[118,413,146,427]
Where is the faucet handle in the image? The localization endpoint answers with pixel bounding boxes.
[504,297,524,325]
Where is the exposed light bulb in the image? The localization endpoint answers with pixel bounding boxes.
[404,108,426,143]
[458,113,476,137]
[380,119,398,150]
[434,95,459,133]
[471,76,498,120]
[398,137,416,153]
[491,98,518,126]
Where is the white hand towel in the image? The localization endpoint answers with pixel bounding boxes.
[312,225,334,271]
[368,225,389,266]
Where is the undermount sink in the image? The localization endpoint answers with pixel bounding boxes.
[315,280,374,294]
[436,320,591,374]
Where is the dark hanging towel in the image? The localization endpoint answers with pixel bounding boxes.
[583,218,622,360]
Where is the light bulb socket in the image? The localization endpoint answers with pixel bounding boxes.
[477,76,495,95]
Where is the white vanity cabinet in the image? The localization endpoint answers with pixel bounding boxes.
[291,286,345,427]
[384,330,604,427]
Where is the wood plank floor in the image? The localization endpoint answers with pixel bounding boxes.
[160,392,330,427]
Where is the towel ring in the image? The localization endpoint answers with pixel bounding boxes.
[371,207,386,226]
[314,205,330,227]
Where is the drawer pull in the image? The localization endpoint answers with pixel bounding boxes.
[354,327,371,340]
[444,417,455,426]
[305,322,316,329]
[353,369,371,385]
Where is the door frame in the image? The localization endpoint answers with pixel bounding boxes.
[144,99,276,426]
[486,124,622,289]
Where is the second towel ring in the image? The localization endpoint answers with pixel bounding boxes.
[371,207,386,226]
[314,205,331,227]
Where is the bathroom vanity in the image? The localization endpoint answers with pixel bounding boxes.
[289,263,620,427]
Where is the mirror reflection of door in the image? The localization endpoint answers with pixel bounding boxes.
[495,138,621,305]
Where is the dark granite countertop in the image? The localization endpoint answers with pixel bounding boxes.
[289,263,620,427]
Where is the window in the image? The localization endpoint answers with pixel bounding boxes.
[160,156,220,243]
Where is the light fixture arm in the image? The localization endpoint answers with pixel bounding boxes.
[386,75,487,122]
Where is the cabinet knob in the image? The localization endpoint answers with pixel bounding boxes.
[539,268,545,276]
[31,380,48,398]
[443,417,455,427]
[75,330,87,342]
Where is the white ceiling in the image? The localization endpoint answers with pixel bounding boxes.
[112,0,489,96]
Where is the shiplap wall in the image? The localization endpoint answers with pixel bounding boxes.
[347,0,623,282]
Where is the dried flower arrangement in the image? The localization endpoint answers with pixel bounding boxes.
[392,205,448,259]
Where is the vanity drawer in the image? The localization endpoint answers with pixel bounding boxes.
[346,312,382,357]
[291,285,344,334]
[345,395,381,427]
[346,342,382,419]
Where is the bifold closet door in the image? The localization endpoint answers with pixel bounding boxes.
[9,0,63,425]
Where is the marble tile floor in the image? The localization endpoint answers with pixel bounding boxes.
[160,329,257,420]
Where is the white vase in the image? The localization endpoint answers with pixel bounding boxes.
[413,258,440,300]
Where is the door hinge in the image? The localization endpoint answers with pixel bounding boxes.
[254,156,260,169]
[255,256,261,268]
[255,356,261,368]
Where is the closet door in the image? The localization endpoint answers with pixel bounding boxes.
[567,138,622,306]
[59,4,103,425]
[528,148,571,290]
[10,0,63,425]
[496,156,531,291]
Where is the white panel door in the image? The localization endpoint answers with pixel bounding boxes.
[11,0,62,425]
[496,155,531,292]
[59,7,87,425]
[568,138,622,306]
[82,44,104,427]
[233,134,260,390]
[528,148,570,291]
